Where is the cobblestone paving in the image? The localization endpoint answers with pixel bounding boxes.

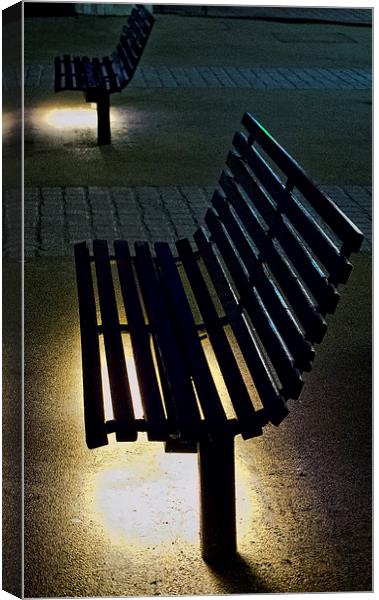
[3,185,371,258]
[11,65,372,91]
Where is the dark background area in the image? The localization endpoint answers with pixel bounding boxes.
[24,2,77,17]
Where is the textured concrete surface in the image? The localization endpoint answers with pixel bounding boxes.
[2,6,372,597]
[21,254,371,597]
[156,5,372,25]
[22,14,372,67]
[19,89,372,188]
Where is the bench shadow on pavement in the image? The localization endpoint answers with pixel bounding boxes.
[206,554,272,593]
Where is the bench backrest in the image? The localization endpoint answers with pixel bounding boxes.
[188,112,363,424]
[112,4,155,89]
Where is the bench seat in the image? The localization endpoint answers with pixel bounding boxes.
[54,4,155,143]
[54,55,122,94]
[74,112,364,560]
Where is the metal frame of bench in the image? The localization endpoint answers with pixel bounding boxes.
[74,113,363,562]
[54,4,155,145]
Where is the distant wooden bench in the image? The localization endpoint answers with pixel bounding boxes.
[74,113,363,562]
[54,4,155,144]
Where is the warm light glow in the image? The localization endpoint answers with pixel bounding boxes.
[94,444,200,547]
[44,107,98,129]
[101,362,114,422]
[100,350,144,422]
[88,331,261,552]
[90,444,255,551]
[202,338,236,419]
[94,337,256,547]
[2,111,18,138]
[235,457,257,537]
[126,357,144,419]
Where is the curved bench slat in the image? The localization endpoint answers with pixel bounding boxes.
[176,237,263,440]
[74,242,108,449]
[155,242,229,438]
[114,240,168,441]
[241,111,364,253]
[218,170,328,342]
[134,242,202,441]
[194,226,289,427]
[93,240,137,442]
[214,193,304,391]
[226,150,352,286]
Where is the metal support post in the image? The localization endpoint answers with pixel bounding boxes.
[96,93,111,145]
[198,436,237,562]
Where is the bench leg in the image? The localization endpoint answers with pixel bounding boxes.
[96,93,111,145]
[198,436,237,562]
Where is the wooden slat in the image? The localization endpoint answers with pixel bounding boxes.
[206,202,304,399]
[111,51,129,88]
[194,227,289,426]
[93,240,137,441]
[273,218,339,313]
[63,54,73,89]
[152,336,178,430]
[54,56,63,91]
[129,31,148,68]
[102,56,120,92]
[228,138,340,313]
[74,242,108,449]
[120,33,138,69]
[127,7,139,24]
[226,149,352,285]
[131,26,146,46]
[126,8,153,34]
[283,193,353,285]
[121,27,146,56]
[134,242,202,440]
[127,13,149,37]
[91,57,106,90]
[176,238,263,439]
[217,172,328,342]
[212,192,304,383]
[82,56,99,88]
[211,187,315,370]
[241,112,364,253]
[136,4,155,26]
[129,34,146,72]
[232,133,284,204]
[133,23,149,44]
[155,242,229,437]
[114,240,168,441]
[73,56,85,90]
[115,44,133,78]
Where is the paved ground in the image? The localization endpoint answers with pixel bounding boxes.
[2,6,372,598]
[3,183,373,258]
[156,5,372,25]
[16,64,372,90]
[16,254,371,597]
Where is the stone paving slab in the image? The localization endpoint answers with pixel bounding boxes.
[3,184,372,259]
[15,65,372,91]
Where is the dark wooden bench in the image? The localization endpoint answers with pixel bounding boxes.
[54,4,155,145]
[74,113,363,562]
